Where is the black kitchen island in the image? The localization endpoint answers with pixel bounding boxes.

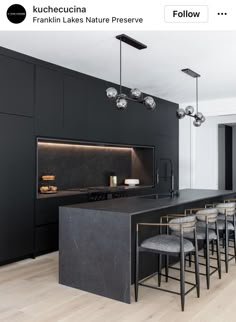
[59,189,236,303]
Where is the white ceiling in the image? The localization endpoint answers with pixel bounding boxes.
[0,31,236,104]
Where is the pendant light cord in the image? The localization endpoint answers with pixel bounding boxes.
[196,77,198,114]
[120,39,122,94]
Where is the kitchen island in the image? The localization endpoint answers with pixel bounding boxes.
[59,189,235,303]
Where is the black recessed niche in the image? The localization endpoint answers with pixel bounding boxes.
[37,138,155,190]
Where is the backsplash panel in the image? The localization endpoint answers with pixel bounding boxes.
[38,143,132,189]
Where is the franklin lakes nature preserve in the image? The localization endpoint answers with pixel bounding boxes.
[33,16,144,24]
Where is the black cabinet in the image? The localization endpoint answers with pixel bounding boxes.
[35,224,59,255]
[63,74,89,139]
[0,55,34,117]
[0,114,34,263]
[87,78,123,142]
[35,194,88,255]
[35,66,63,137]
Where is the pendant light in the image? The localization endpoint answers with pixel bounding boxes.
[176,68,205,127]
[106,34,156,111]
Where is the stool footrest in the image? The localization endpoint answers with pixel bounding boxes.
[139,282,196,297]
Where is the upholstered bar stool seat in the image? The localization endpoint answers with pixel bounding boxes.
[218,215,234,222]
[141,235,195,253]
[182,226,217,240]
[197,220,234,231]
[217,202,235,223]
[217,202,235,216]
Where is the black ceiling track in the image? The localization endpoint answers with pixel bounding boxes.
[182,68,201,78]
[116,34,147,50]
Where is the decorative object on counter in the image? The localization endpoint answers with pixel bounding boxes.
[124,178,140,186]
[109,173,117,187]
[106,34,157,111]
[176,68,206,127]
[39,174,58,194]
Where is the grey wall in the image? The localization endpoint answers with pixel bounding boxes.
[38,143,132,189]
[131,148,154,186]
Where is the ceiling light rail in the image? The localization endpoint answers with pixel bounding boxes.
[176,68,206,127]
[106,34,156,111]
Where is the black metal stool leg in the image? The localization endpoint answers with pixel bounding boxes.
[222,233,225,248]
[225,220,229,273]
[135,230,139,302]
[165,255,169,282]
[180,236,185,311]
[216,230,222,279]
[206,226,210,289]
[180,256,185,311]
[203,243,207,259]
[158,254,162,287]
[211,240,215,256]
[233,216,236,263]
[188,253,192,267]
[194,240,200,298]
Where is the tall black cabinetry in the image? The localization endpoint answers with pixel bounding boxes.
[0,54,34,117]
[35,66,63,137]
[0,51,35,264]
[0,114,35,263]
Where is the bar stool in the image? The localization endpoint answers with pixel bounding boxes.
[205,202,235,273]
[135,216,200,311]
[216,202,236,272]
[183,208,221,289]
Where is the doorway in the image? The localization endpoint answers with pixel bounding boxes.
[218,124,233,190]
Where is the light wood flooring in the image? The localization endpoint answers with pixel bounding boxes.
[1,252,236,322]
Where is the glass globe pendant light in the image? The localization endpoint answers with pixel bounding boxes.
[185,106,194,115]
[116,95,128,110]
[143,96,156,110]
[106,34,156,111]
[177,68,206,127]
[195,112,205,123]
[193,119,201,127]
[176,108,186,119]
[106,87,118,100]
[130,88,142,99]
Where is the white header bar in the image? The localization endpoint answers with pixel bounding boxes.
[0,0,236,30]
[165,6,209,23]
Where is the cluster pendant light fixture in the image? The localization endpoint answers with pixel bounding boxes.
[106,34,156,110]
[177,68,205,127]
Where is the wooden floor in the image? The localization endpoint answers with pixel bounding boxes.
[1,252,236,322]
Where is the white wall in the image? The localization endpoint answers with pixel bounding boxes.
[179,116,192,189]
[197,97,236,117]
[179,97,236,190]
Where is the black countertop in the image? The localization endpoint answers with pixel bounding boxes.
[63,189,235,216]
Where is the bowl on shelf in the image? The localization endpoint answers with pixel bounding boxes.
[42,175,56,181]
[124,179,140,187]
[39,185,58,194]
